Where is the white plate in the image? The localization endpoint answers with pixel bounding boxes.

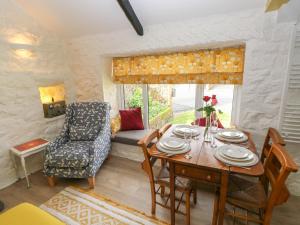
[215,133,248,143]
[214,146,259,167]
[173,125,201,137]
[218,130,244,139]
[157,142,191,155]
[221,145,249,159]
[160,137,185,149]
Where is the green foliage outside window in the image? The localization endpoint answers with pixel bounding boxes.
[127,88,168,120]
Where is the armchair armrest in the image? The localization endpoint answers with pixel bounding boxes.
[45,136,68,155]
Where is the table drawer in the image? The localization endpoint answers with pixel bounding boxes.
[175,165,221,184]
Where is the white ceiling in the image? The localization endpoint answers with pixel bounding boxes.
[15,0,265,38]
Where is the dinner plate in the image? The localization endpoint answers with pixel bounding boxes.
[173,125,201,137]
[219,151,254,162]
[214,145,258,167]
[218,130,244,139]
[221,145,249,159]
[215,133,248,143]
[160,137,185,149]
[157,142,190,155]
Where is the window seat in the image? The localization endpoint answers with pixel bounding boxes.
[111,129,154,162]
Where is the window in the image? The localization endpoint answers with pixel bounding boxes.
[121,84,236,128]
[203,85,234,128]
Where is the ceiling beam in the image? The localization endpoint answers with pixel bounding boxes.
[117,0,144,36]
[265,0,289,12]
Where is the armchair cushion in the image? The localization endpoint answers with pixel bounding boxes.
[69,124,100,141]
[47,141,92,168]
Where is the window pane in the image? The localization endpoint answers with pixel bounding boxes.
[148,84,196,128]
[203,84,234,127]
[123,84,143,109]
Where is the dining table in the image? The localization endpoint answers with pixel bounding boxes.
[148,125,264,225]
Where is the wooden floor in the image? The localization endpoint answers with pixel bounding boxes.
[0,156,299,225]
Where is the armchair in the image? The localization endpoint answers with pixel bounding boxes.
[44,102,111,188]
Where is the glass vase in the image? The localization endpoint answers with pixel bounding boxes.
[204,116,211,142]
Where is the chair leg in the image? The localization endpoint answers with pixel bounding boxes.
[88,177,96,189]
[160,185,165,197]
[193,189,197,205]
[47,176,56,187]
[150,182,156,215]
[185,190,191,225]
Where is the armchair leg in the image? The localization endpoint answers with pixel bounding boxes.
[47,176,56,187]
[88,177,96,189]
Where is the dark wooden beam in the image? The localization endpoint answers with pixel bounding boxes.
[117,0,144,36]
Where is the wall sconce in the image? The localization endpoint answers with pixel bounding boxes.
[39,84,66,118]
[8,32,38,45]
[6,31,38,59]
[14,49,34,58]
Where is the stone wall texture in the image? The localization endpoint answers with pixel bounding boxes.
[0,0,75,188]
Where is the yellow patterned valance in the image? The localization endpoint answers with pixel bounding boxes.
[112,46,245,84]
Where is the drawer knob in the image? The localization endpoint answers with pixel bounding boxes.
[206,175,212,181]
[181,169,186,174]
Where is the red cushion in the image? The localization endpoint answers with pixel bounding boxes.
[193,117,224,129]
[119,107,144,131]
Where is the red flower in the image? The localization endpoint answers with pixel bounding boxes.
[203,96,211,102]
[212,95,216,99]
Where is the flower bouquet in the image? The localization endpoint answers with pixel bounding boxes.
[196,95,222,141]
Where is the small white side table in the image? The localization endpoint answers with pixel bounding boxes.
[10,138,49,188]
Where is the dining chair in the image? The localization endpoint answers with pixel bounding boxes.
[138,129,197,225]
[159,123,172,138]
[223,143,298,225]
[260,127,285,164]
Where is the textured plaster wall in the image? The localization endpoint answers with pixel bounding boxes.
[0,0,75,189]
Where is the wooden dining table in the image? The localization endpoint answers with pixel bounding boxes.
[148,126,264,225]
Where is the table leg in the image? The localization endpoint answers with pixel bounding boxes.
[169,162,175,225]
[20,157,30,188]
[212,187,220,225]
[217,171,229,225]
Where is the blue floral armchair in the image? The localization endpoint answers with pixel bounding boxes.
[44,102,111,188]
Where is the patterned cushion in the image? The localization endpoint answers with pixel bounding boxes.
[69,124,100,141]
[47,141,92,168]
[68,103,105,141]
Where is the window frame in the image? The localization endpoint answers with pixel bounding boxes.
[118,84,241,128]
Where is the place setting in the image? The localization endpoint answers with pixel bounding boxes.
[215,129,248,144]
[172,124,201,139]
[214,144,259,168]
[155,136,193,159]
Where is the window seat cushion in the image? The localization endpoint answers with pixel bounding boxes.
[111,129,154,146]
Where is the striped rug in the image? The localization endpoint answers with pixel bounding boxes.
[40,187,168,225]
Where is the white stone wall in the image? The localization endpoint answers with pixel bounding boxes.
[0,0,75,189]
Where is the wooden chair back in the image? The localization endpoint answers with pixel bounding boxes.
[138,129,160,183]
[159,123,172,138]
[261,128,285,163]
[263,143,298,224]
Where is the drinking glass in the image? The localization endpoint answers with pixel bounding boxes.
[210,112,218,148]
[184,128,192,148]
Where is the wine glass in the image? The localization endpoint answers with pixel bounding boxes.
[210,112,218,148]
[184,128,192,148]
